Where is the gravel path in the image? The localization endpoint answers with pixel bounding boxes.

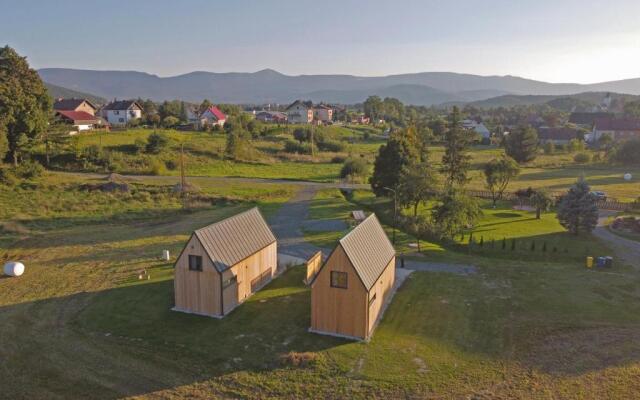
[593,212,640,269]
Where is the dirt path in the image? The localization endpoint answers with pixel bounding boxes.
[594,212,640,268]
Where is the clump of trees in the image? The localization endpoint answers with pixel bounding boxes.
[556,178,599,235]
[611,139,640,166]
[340,158,368,182]
[145,132,169,154]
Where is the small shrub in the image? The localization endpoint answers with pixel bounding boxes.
[340,158,368,179]
[284,140,310,154]
[148,159,167,175]
[15,160,44,179]
[511,238,516,251]
[317,139,346,152]
[165,160,178,170]
[479,236,484,247]
[133,190,152,202]
[134,138,147,154]
[502,237,507,250]
[146,133,169,154]
[574,152,591,164]
[542,241,547,252]
[330,156,346,164]
[0,167,18,186]
[530,241,535,251]
[543,141,555,155]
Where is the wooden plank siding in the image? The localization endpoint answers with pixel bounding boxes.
[305,251,323,284]
[311,245,368,339]
[173,234,222,317]
[174,239,277,318]
[366,257,395,335]
[221,242,277,315]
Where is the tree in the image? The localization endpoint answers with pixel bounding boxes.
[530,189,554,219]
[611,139,640,166]
[340,158,368,182]
[505,125,538,163]
[441,107,472,189]
[398,160,437,217]
[162,116,180,128]
[623,100,640,118]
[432,190,481,239]
[483,156,520,206]
[198,99,213,115]
[0,46,51,165]
[370,131,417,196]
[556,178,599,235]
[363,96,384,121]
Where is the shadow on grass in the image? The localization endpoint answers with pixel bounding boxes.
[0,267,344,399]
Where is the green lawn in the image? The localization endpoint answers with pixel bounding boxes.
[2,174,640,398]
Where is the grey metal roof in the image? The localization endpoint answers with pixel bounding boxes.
[194,207,276,272]
[53,98,97,111]
[103,100,142,111]
[339,214,395,290]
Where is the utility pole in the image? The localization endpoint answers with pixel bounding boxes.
[383,186,398,244]
[180,143,186,195]
[310,123,315,159]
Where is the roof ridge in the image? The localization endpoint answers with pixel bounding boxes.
[339,213,376,244]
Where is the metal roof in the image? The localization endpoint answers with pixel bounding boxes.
[339,214,395,290]
[194,207,276,272]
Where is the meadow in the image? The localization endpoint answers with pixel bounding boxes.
[1,173,640,398]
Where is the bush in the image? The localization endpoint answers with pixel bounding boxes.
[148,159,167,175]
[146,133,169,154]
[568,138,585,153]
[0,167,18,186]
[330,156,346,164]
[340,158,368,179]
[165,159,178,170]
[317,139,346,152]
[543,141,555,155]
[134,138,147,154]
[574,152,591,163]
[293,127,311,143]
[611,139,640,166]
[284,140,310,154]
[15,160,44,179]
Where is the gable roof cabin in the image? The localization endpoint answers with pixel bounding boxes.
[56,110,99,125]
[103,100,143,111]
[173,207,278,318]
[310,214,396,340]
[199,106,227,127]
[569,112,613,127]
[53,98,98,115]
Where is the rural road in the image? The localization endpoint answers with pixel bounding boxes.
[594,212,640,268]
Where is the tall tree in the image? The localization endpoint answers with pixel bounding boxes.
[483,156,520,206]
[363,96,384,121]
[432,190,481,239]
[441,106,472,190]
[556,178,598,235]
[370,130,417,197]
[505,125,538,164]
[0,46,51,165]
[398,159,437,217]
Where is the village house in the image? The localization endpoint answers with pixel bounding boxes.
[537,127,581,145]
[568,112,612,129]
[101,100,143,126]
[314,104,334,123]
[255,111,288,123]
[351,114,370,125]
[462,119,491,140]
[200,105,227,128]
[53,98,98,116]
[285,100,314,124]
[308,214,396,340]
[55,110,101,134]
[589,116,640,143]
[173,207,277,318]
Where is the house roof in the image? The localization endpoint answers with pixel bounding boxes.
[594,117,640,132]
[53,98,97,111]
[569,112,612,126]
[537,127,580,141]
[103,100,142,111]
[56,110,99,124]
[194,207,276,272]
[204,106,226,121]
[338,214,395,290]
[285,100,313,110]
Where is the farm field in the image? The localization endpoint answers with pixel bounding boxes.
[1,174,640,398]
[40,128,640,200]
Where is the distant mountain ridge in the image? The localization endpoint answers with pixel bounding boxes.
[38,68,640,106]
[44,82,106,105]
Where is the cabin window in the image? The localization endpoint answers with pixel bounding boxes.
[188,255,203,271]
[223,275,237,289]
[369,293,377,306]
[330,271,348,289]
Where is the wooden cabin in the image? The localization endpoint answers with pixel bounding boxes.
[309,214,396,340]
[173,207,277,318]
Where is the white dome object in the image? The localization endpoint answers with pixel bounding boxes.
[4,262,25,277]
[624,173,632,181]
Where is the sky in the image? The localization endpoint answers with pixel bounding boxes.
[1,0,640,83]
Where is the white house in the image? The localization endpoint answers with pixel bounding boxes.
[286,100,314,124]
[101,100,143,126]
[200,106,227,128]
[55,110,100,134]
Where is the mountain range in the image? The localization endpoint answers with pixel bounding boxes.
[38,68,640,106]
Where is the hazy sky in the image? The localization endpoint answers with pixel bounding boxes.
[2,0,639,83]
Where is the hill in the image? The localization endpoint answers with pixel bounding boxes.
[44,82,106,105]
[38,68,640,106]
[469,91,640,111]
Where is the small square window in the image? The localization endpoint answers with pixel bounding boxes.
[330,271,348,289]
[188,255,202,271]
